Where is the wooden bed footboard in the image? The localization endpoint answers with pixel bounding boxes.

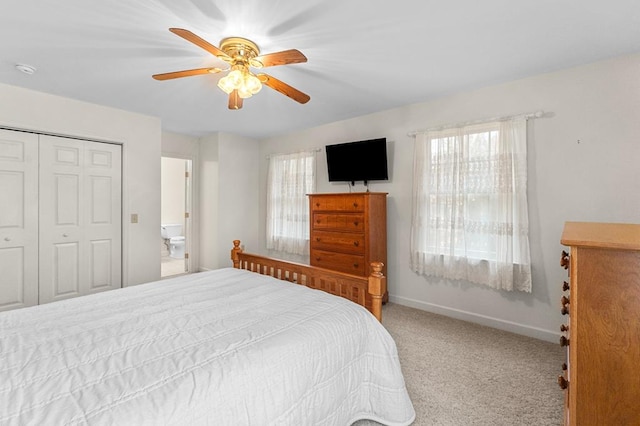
[231,240,386,322]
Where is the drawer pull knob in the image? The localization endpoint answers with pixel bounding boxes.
[558,375,568,390]
[316,220,321,224]
[354,221,359,226]
[316,237,320,242]
[316,203,320,207]
[560,250,570,270]
[315,257,320,261]
[353,203,358,208]
[562,281,570,291]
[353,263,359,268]
[560,324,569,332]
[353,241,359,247]
[559,336,569,347]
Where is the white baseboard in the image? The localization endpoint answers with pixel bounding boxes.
[388,295,560,343]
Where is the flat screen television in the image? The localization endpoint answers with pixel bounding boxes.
[325,138,388,184]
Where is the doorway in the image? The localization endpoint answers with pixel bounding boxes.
[161,156,192,278]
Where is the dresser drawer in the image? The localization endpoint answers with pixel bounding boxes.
[312,213,365,232]
[311,195,365,212]
[311,250,366,275]
[311,231,365,254]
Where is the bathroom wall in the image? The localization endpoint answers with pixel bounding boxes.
[161,157,186,233]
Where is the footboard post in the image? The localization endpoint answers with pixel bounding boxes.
[231,240,243,268]
[368,262,387,322]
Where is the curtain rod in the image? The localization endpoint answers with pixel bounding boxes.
[265,147,322,159]
[407,110,545,137]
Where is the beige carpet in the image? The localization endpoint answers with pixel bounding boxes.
[354,303,564,426]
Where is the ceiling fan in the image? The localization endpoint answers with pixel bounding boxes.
[152,28,310,110]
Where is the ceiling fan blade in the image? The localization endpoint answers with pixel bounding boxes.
[169,28,232,62]
[252,49,307,68]
[152,67,223,80]
[258,74,310,104]
[228,90,243,110]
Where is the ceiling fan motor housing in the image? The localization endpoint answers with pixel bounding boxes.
[219,37,262,67]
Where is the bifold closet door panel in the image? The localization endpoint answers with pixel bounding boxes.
[38,135,122,304]
[0,129,39,311]
[84,140,122,295]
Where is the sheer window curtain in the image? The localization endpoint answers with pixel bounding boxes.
[410,118,532,292]
[266,151,316,255]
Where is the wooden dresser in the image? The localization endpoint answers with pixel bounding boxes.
[308,192,387,290]
[559,222,640,426]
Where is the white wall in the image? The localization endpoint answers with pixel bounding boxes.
[258,53,640,342]
[0,82,162,286]
[216,133,260,268]
[196,132,260,270]
[161,157,186,227]
[198,133,219,271]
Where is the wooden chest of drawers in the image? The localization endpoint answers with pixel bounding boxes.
[559,222,640,425]
[308,193,387,287]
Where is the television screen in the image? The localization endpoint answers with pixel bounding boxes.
[325,138,388,183]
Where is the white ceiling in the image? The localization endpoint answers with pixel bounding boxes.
[2,0,640,139]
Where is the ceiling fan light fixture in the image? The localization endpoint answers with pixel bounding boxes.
[218,66,262,98]
[237,86,253,99]
[218,68,243,94]
[217,75,234,94]
[245,73,262,95]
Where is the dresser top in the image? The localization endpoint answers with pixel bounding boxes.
[561,222,640,250]
[307,192,388,196]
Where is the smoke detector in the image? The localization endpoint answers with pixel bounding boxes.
[15,64,37,75]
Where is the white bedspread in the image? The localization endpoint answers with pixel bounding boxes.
[0,268,415,425]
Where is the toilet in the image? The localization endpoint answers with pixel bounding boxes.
[161,224,185,259]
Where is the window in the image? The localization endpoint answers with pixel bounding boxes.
[266,151,316,255]
[410,118,531,292]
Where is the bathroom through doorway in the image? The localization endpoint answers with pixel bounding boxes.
[161,156,192,278]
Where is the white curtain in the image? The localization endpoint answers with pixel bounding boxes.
[410,118,532,292]
[266,151,316,255]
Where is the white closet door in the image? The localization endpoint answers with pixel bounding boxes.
[0,129,39,311]
[39,136,122,304]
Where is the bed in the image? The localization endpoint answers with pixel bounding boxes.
[0,241,415,425]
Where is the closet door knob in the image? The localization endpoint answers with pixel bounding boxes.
[63,233,69,237]
[3,237,10,242]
